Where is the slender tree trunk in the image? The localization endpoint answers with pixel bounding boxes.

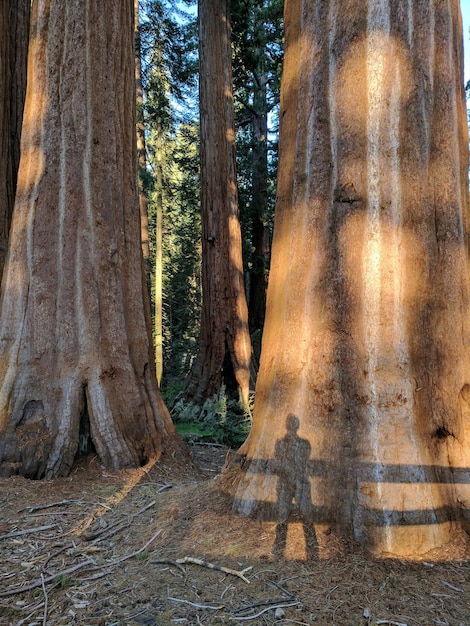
[0,0,182,479]
[186,0,252,406]
[0,0,30,279]
[232,0,470,558]
[154,133,164,385]
[135,0,151,263]
[248,74,270,338]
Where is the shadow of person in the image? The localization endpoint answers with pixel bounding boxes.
[273,414,318,559]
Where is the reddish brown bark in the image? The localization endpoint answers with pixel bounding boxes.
[0,0,182,479]
[186,0,252,406]
[0,1,30,278]
[231,0,470,558]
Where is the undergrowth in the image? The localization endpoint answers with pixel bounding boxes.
[167,385,252,446]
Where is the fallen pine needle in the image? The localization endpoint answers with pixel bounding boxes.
[175,556,252,583]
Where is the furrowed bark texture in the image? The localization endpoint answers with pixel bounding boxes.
[233,0,470,558]
[186,0,252,405]
[0,0,30,278]
[0,0,179,479]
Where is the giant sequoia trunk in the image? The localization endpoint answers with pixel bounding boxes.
[0,0,181,479]
[232,0,470,558]
[0,1,30,278]
[186,0,252,406]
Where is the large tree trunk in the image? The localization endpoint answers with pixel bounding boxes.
[0,0,181,479]
[0,0,30,279]
[232,0,470,558]
[186,0,252,406]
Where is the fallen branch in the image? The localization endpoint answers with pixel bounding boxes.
[42,543,74,572]
[81,500,156,542]
[81,519,125,542]
[232,601,301,621]
[175,556,252,583]
[168,596,224,611]
[19,500,81,514]
[0,525,58,541]
[441,580,463,592]
[157,483,173,493]
[97,529,162,568]
[0,529,162,598]
[232,597,297,614]
[40,575,48,626]
[149,558,186,573]
[0,559,94,597]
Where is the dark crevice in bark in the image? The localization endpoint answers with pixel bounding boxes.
[222,337,239,401]
[433,426,455,440]
[76,387,95,458]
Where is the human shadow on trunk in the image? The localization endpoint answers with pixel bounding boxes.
[272,414,318,559]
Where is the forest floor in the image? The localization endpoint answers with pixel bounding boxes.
[0,443,469,626]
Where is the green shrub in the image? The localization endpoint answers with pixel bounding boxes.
[170,385,251,446]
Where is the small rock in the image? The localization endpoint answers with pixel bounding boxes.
[274,607,286,619]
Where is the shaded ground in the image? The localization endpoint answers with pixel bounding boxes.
[0,444,469,626]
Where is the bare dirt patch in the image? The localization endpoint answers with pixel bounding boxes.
[0,444,469,626]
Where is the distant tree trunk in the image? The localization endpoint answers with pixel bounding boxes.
[0,0,30,279]
[135,0,151,263]
[232,0,470,558]
[0,0,182,479]
[186,0,252,406]
[248,73,270,338]
[154,133,164,385]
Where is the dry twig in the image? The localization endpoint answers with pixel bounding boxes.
[232,601,301,621]
[175,556,252,583]
[0,559,94,597]
[0,524,58,541]
[40,574,48,626]
[168,596,224,610]
[19,500,81,514]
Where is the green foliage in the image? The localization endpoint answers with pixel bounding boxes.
[158,122,201,381]
[53,574,71,589]
[137,0,201,382]
[138,0,285,395]
[171,386,252,446]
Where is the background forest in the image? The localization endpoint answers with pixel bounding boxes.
[139,0,283,444]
